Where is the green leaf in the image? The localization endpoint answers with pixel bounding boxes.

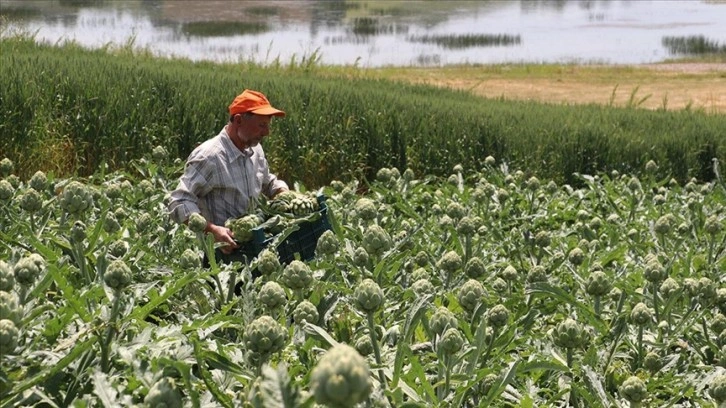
[302,323,339,347]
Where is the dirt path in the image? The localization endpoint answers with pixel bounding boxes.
[384,63,726,114]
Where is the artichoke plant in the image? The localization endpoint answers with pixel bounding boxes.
[309,343,372,408]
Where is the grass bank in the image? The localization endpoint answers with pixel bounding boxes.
[1,36,725,188]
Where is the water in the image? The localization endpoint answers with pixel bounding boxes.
[1,0,725,67]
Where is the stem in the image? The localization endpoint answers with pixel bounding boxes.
[101,292,123,373]
[636,325,644,369]
[366,312,386,389]
[652,282,660,324]
[566,348,573,368]
[443,353,452,400]
[481,326,498,366]
[594,296,601,318]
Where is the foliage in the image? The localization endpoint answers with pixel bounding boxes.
[1,36,725,188]
[0,151,724,407]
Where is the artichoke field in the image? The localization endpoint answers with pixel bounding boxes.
[0,154,725,407]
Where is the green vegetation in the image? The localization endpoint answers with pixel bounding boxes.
[1,35,725,189]
[662,35,726,57]
[180,21,270,37]
[409,33,521,48]
[0,155,724,406]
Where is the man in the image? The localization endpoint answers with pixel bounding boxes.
[168,89,289,255]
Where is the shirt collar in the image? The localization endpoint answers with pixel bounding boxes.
[220,128,253,160]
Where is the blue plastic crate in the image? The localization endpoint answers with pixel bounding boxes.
[220,195,331,265]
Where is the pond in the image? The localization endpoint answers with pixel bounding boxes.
[1,0,725,67]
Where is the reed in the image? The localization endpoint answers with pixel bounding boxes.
[1,36,725,188]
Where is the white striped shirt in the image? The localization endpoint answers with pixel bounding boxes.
[168,128,288,226]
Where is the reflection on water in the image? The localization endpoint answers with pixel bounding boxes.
[1,0,725,66]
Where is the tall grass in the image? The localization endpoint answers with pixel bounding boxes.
[1,36,725,188]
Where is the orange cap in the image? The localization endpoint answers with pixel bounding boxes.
[228,89,285,117]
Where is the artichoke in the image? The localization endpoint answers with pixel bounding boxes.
[13,254,45,286]
[630,303,653,326]
[316,230,339,256]
[439,328,464,355]
[104,259,132,290]
[0,291,21,325]
[585,271,611,297]
[464,257,486,279]
[457,279,485,313]
[411,279,434,296]
[362,225,392,257]
[619,375,647,404]
[256,249,281,275]
[244,315,288,356]
[0,179,14,201]
[353,279,384,313]
[429,307,458,336]
[258,281,287,309]
[710,374,726,404]
[0,261,14,292]
[179,248,201,269]
[293,300,319,325]
[144,377,183,408]
[281,260,313,291]
[437,251,462,275]
[568,247,586,266]
[225,213,264,242]
[552,318,588,349]
[59,180,94,215]
[487,304,510,328]
[310,343,372,408]
[0,319,19,355]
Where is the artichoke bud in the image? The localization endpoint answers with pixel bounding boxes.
[457,279,486,313]
[187,213,207,234]
[310,344,372,407]
[13,254,45,286]
[104,259,132,291]
[244,315,288,354]
[256,249,281,275]
[0,319,20,355]
[293,300,319,325]
[0,158,13,176]
[70,221,87,244]
[0,179,14,201]
[0,291,22,325]
[144,377,183,408]
[464,257,486,279]
[282,260,313,291]
[630,302,653,326]
[710,374,726,404]
[354,279,384,313]
[19,189,43,213]
[179,249,201,269]
[586,271,611,297]
[0,261,15,292]
[429,307,458,336]
[620,375,647,404]
[316,230,339,256]
[258,281,287,309]
[437,250,462,274]
[439,328,464,355]
[411,279,434,296]
[487,304,510,328]
[501,265,518,281]
[552,318,587,349]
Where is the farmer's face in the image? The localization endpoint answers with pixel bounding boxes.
[237,113,272,147]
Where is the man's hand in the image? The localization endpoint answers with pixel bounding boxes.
[205,222,239,254]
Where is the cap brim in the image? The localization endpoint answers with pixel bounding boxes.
[250,106,286,117]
